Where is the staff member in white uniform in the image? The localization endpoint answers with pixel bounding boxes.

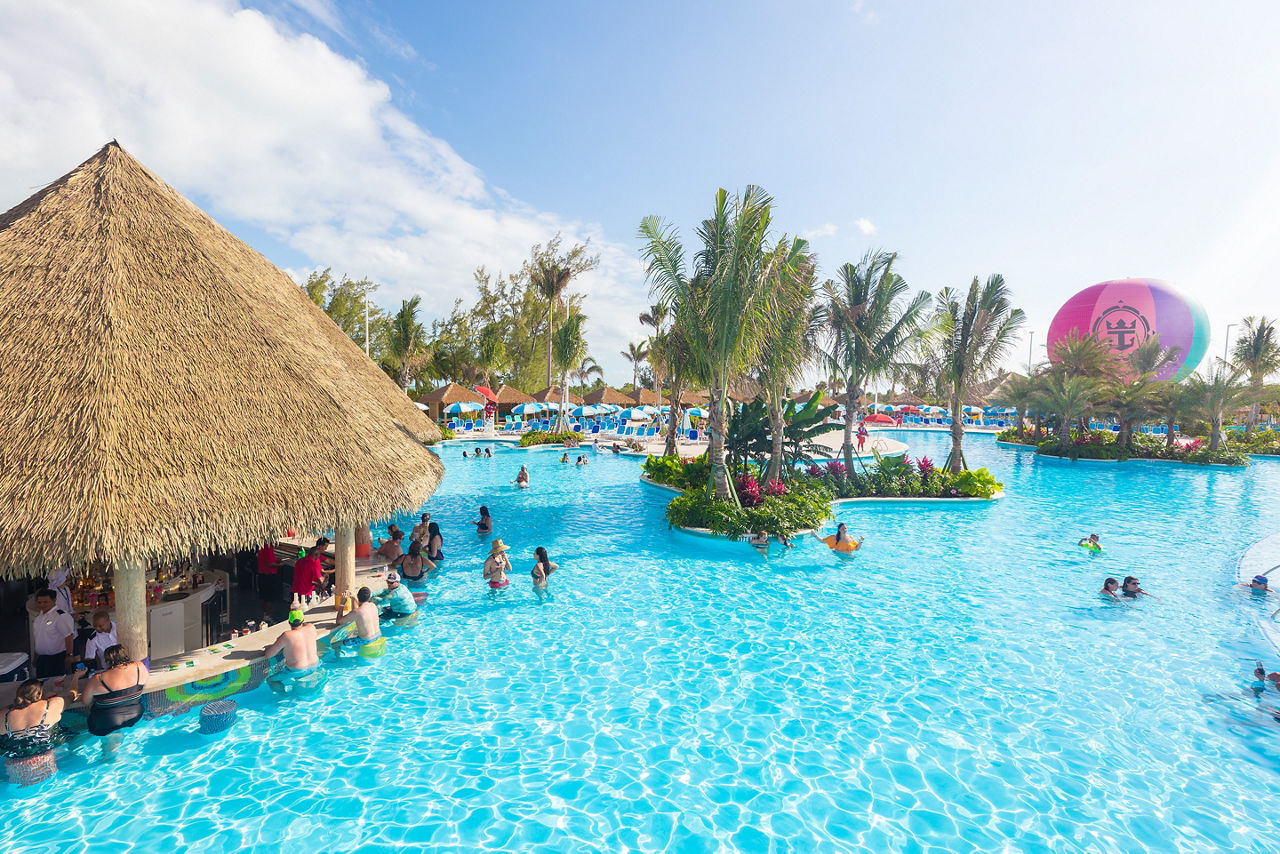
[31,588,76,679]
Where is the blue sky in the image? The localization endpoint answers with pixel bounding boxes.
[3,0,1279,382]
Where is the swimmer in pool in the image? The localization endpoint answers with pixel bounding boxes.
[484,448,492,458]
[812,523,862,553]
[560,453,570,463]
[462,451,469,458]
[483,540,513,589]
[531,547,558,589]
[1120,576,1149,598]
[515,465,530,487]
[1100,577,1120,598]
[1242,575,1272,594]
[472,506,493,536]
[1078,534,1102,550]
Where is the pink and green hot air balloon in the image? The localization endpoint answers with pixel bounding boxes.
[1046,279,1209,381]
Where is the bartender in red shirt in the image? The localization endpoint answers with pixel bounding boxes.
[256,543,284,621]
[291,537,334,604]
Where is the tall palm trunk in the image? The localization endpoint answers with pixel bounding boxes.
[1209,415,1223,451]
[555,374,569,433]
[664,375,684,457]
[842,377,858,471]
[707,386,733,501]
[948,388,966,473]
[1165,414,1177,447]
[1057,410,1072,452]
[1248,381,1261,433]
[1015,407,1026,441]
[545,302,553,387]
[766,402,786,483]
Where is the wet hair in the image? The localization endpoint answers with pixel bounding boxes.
[34,588,56,603]
[479,506,490,519]
[1257,662,1268,680]
[421,513,430,522]
[391,529,404,542]
[427,522,441,540]
[10,680,42,710]
[1103,578,1119,588]
[103,644,132,669]
[408,540,422,558]
[357,587,372,603]
[535,547,551,571]
[1122,576,1138,585]
[316,536,331,548]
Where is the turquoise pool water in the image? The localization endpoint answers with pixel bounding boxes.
[7,431,1280,851]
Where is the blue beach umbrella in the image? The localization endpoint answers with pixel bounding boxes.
[511,402,546,416]
[617,407,650,421]
[570,405,600,417]
[684,407,706,418]
[444,401,483,415]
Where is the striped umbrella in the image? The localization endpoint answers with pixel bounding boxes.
[444,401,483,414]
[511,402,546,416]
[570,405,600,417]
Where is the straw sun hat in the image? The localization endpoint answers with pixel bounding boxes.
[488,540,511,554]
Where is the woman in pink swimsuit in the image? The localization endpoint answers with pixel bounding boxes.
[483,540,512,589]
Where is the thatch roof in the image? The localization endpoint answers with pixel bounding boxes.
[422,382,484,406]
[888,391,925,406]
[494,385,534,405]
[629,387,663,406]
[531,386,583,405]
[583,386,631,406]
[792,391,842,408]
[677,389,710,405]
[726,378,762,403]
[0,142,443,574]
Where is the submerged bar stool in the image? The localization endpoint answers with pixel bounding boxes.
[199,700,239,734]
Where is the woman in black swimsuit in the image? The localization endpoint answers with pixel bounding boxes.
[393,540,434,581]
[0,680,67,759]
[472,506,493,535]
[81,644,148,737]
[426,522,445,562]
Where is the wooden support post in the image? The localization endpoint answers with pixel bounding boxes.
[113,559,149,662]
[334,523,356,600]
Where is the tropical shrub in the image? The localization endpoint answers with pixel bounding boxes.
[951,468,1002,498]
[1030,429,1248,466]
[642,453,711,491]
[518,430,580,448]
[437,425,455,441]
[665,477,831,537]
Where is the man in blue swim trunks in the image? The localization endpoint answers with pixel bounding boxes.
[334,588,381,647]
[374,572,417,618]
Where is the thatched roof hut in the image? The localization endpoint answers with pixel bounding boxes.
[493,384,534,414]
[888,391,926,407]
[421,382,485,420]
[726,378,762,403]
[583,386,630,406]
[629,387,663,406]
[676,389,710,406]
[0,142,444,576]
[531,386,583,405]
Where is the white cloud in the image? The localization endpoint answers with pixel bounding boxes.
[802,223,838,240]
[854,217,878,235]
[0,0,649,382]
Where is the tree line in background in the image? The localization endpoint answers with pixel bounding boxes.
[994,316,1280,462]
[302,235,602,397]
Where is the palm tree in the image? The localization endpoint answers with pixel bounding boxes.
[531,260,574,387]
[819,250,931,471]
[938,275,1026,472]
[1038,372,1100,452]
[476,322,508,388]
[639,186,777,502]
[1102,335,1180,449]
[550,312,588,433]
[1184,359,1253,451]
[754,238,818,483]
[640,303,669,404]
[570,355,603,391]
[1152,382,1191,449]
[989,372,1038,441]
[1050,332,1115,378]
[621,341,650,392]
[385,296,428,392]
[1232,316,1280,433]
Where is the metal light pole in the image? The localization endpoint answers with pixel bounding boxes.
[1223,323,1235,365]
[1027,331,1035,374]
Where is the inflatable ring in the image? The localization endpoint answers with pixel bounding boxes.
[1078,543,1103,553]
[357,636,387,659]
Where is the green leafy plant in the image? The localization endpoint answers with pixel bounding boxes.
[518,430,580,448]
[951,468,1002,498]
[437,425,455,441]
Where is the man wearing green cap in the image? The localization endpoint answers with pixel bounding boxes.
[262,610,319,674]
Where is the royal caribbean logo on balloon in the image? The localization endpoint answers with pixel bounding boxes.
[1047,279,1210,381]
[1092,302,1151,352]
